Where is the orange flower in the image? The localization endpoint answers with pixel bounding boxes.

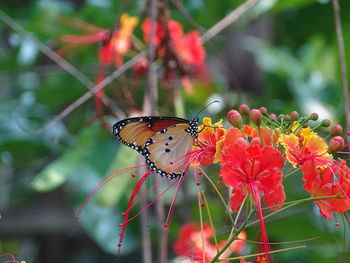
[59,13,138,66]
[191,117,225,167]
[279,127,333,168]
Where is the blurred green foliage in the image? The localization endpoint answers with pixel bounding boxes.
[0,0,349,262]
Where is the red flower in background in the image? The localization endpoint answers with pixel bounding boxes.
[58,14,138,116]
[59,13,138,67]
[174,223,246,262]
[141,18,208,93]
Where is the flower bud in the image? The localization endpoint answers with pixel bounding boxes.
[239,104,250,116]
[228,110,243,128]
[330,124,343,136]
[310,113,319,121]
[259,107,268,115]
[269,113,277,120]
[250,109,262,127]
[321,119,331,127]
[290,111,299,122]
[328,136,345,153]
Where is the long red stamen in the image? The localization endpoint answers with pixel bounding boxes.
[0,253,19,263]
[121,179,178,224]
[74,164,147,226]
[122,176,167,214]
[118,171,152,258]
[250,182,271,263]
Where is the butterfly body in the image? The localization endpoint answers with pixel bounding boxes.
[113,116,198,179]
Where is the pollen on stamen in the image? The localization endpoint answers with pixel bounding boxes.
[163,223,169,228]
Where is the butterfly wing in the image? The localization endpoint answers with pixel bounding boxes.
[113,116,189,153]
[143,123,196,179]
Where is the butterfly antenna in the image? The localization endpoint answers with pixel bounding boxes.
[195,100,219,118]
[186,105,195,119]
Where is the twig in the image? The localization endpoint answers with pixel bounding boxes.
[143,0,159,115]
[0,10,124,120]
[218,245,306,261]
[170,0,205,32]
[200,0,258,44]
[140,1,160,262]
[33,52,145,133]
[332,0,350,137]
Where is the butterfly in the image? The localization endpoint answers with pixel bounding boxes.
[113,116,199,179]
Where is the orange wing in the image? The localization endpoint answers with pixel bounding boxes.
[113,116,190,153]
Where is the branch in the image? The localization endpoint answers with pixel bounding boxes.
[0,10,123,120]
[33,52,146,133]
[201,0,258,44]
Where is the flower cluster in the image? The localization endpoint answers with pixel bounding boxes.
[186,105,350,262]
[141,18,207,93]
[57,12,207,116]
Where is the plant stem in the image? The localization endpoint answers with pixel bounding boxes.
[247,195,339,227]
[219,245,306,261]
[210,207,255,263]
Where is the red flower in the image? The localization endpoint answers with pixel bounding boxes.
[141,18,208,91]
[174,223,247,262]
[219,137,285,263]
[301,160,350,219]
[178,31,205,65]
[220,139,285,211]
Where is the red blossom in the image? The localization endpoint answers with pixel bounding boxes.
[174,222,247,262]
[220,139,285,211]
[301,160,350,219]
[191,117,226,167]
[141,18,208,88]
[178,31,205,65]
[219,137,285,263]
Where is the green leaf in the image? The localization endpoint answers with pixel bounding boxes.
[32,124,117,192]
[32,148,83,191]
